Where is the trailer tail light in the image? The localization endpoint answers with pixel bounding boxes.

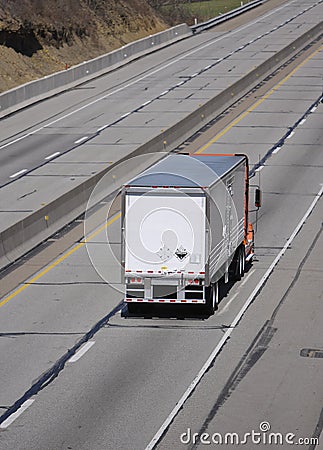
[125,298,205,304]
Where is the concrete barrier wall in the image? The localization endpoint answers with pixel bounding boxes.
[0,24,192,118]
[0,22,322,270]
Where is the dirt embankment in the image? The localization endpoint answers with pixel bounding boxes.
[0,0,167,93]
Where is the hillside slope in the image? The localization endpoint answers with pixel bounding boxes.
[0,0,166,93]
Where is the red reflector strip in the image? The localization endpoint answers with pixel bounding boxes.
[126,270,131,272]
[199,272,205,274]
[136,270,142,273]
[126,298,205,303]
[147,271,153,273]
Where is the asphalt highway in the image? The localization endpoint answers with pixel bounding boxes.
[0,32,322,449]
[0,0,322,233]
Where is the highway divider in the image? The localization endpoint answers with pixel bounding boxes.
[0,24,192,118]
[0,22,322,271]
[191,0,267,34]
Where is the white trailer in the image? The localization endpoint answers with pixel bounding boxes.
[121,153,254,313]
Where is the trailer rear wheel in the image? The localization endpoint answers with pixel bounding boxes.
[240,246,245,277]
[205,282,218,315]
[229,246,245,281]
[237,246,245,280]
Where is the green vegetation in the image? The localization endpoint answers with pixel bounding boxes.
[184,0,247,19]
[154,0,252,25]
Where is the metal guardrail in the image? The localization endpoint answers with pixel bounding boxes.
[1,20,322,271]
[191,0,267,33]
[0,24,192,118]
[0,1,268,118]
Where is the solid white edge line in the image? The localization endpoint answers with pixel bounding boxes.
[9,169,27,178]
[68,341,95,363]
[74,136,88,144]
[45,151,60,160]
[0,399,35,429]
[0,1,305,153]
[144,185,323,450]
[97,125,108,132]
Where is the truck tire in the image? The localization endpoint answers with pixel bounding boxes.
[240,246,245,277]
[205,282,219,315]
[229,246,245,281]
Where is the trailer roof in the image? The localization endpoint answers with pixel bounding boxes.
[126,154,246,188]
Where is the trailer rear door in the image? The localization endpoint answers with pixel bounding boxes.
[124,191,206,275]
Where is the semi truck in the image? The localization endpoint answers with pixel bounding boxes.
[121,153,256,314]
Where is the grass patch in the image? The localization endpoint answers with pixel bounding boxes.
[157,0,252,25]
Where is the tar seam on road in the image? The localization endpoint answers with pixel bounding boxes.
[68,341,96,363]
[1,43,321,310]
[0,4,318,189]
[190,222,323,449]
[0,30,322,430]
[144,185,322,450]
[0,0,307,148]
[0,73,323,428]
[0,301,123,427]
[0,399,35,429]
[0,212,121,309]
[190,320,277,450]
[309,407,323,450]
[196,44,323,155]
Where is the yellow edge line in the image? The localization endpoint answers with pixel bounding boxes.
[0,212,121,308]
[195,45,323,154]
[1,46,321,308]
